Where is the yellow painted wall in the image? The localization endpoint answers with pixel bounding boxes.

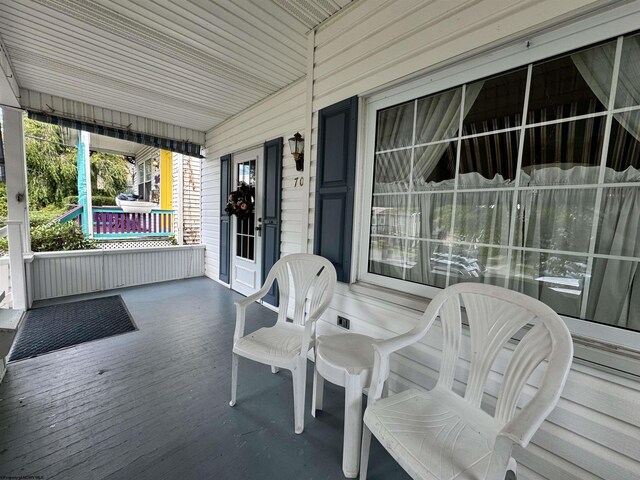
[160,150,173,210]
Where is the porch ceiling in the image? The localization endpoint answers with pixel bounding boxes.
[0,0,351,132]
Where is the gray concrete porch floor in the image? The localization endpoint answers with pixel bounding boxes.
[0,277,409,480]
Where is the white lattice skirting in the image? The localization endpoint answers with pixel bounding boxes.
[97,240,174,249]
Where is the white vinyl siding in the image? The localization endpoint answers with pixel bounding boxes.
[173,153,201,245]
[305,2,640,479]
[201,79,307,282]
[312,0,616,110]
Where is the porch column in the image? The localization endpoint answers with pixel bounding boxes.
[1,106,30,310]
[77,130,93,237]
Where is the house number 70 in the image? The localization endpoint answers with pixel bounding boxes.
[294,177,304,187]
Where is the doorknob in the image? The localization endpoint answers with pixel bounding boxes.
[255,217,262,237]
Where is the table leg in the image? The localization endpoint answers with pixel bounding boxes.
[343,374,363,478]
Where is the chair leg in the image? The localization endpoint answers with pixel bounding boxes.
[271,366,280,374]
[506,457,517,480]
[343,375,363,478]
[312,366,324,417]
[359,425,372,480]
[292,357,307,434]
[229,353,238,407]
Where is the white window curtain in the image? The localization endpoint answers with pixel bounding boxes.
[413,84,483,181]
[569,40,640,329]
[371,35,640,331]
[573,36,640,141]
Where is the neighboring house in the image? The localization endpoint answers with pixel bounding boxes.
[54,135,201,245]
[133,145,159,203]
[135,147,201,245]
[173,152,201,245]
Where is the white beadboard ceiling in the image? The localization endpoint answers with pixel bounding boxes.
[0,0,351,133]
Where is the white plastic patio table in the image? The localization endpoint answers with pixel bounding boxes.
[312,333,378,478]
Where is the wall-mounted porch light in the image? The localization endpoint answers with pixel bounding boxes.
[152,158,159,168]
[288,132,304,171]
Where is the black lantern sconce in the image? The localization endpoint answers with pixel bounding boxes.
[288,132,304,171]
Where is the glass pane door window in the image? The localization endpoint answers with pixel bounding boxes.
[145,159,152,182]
[235,159,256,261]
[365,32,640,334]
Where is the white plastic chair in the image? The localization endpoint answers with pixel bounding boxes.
[360,283,573,480]
[229,253,337,434]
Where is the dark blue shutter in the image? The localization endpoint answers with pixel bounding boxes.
[262,138,283,306]
[314,96,358,283]
[219,154,231,284]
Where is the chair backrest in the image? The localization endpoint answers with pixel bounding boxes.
[265,254,337,326]
[424,283,573,445]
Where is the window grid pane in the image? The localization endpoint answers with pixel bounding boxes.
[368,32,640,332]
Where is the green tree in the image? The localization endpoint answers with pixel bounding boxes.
[90,151,129,198]
[0,182,7,220]
[24,117,77,209]
[23,117,130,208]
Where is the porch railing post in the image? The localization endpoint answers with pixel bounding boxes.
[1,106,30,310]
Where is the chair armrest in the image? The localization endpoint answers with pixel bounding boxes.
[299,276,337,355]
[367,344,391,404]
[233,275,278,342]
[366,292,448,403]
[301,311,324,356]
[234,285,271,308]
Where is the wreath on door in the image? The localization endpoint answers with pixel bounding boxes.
[225,183,255,219]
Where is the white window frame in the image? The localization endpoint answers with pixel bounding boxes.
[356,3,640,351]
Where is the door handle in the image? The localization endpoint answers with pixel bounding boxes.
[255,217,262,237]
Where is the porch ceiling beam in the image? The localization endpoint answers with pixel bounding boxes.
[19,88,206,146]
[0,33,20,107]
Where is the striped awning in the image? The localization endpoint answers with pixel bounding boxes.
[27,111,203,158]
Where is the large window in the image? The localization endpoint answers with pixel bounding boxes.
[364,33,640,337]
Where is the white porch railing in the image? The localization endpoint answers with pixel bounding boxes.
[0,255,9,308]
[29,245,205,301]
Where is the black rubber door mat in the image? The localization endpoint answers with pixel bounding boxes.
[8,295,136,362]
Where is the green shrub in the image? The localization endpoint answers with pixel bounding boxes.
[0,183,7,223]
[30,222,97,252]
[29,206,67,228]
[63,195,117,207]
[0,222,98,254]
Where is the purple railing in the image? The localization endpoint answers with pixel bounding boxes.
[92,207,174,238]
[57,205,174,239]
